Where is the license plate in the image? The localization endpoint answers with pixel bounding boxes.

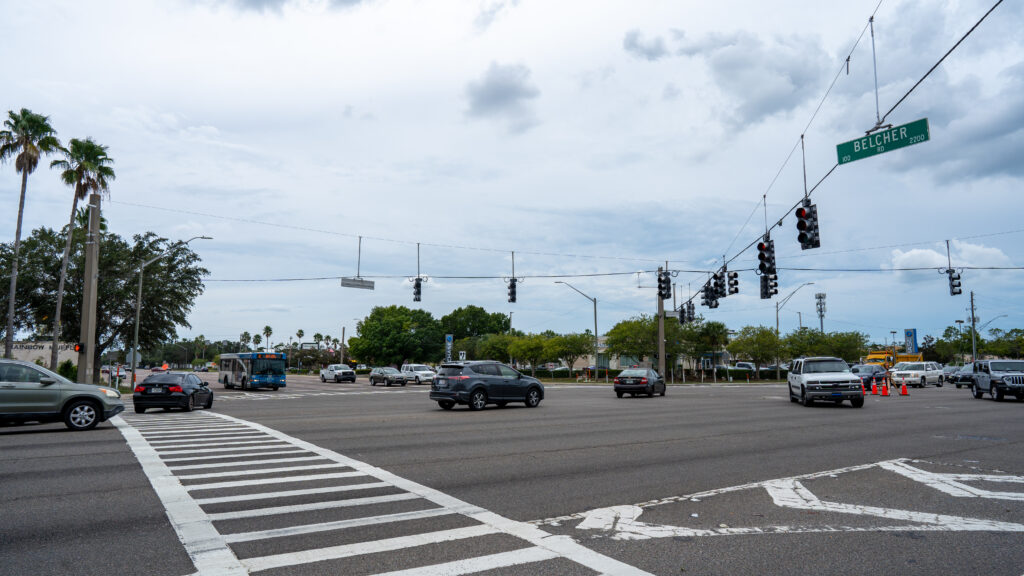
[148,388,163,394]
[831,392,843,396]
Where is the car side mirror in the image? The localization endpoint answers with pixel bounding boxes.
[39,377,56,385]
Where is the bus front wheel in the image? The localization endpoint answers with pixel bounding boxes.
[241,378,247,390]
[223,376,233,390]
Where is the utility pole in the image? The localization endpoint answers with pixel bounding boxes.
[970,291,977,361]
[657,265,666,378]
[77,194,101,384]
[341,326,346,363]
[815,292,826,333]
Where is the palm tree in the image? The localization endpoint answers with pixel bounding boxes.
[1,108,60,358]
[48,138,114,369]
[263,325,273,351]
[240,331,251,351]
[295,329,304,351]
[313,333,323,350]
[253,334,262,351]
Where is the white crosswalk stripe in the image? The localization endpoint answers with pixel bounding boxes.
[114,412,652,576]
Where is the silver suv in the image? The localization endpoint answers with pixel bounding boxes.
[400,364,436,384]
[0,359,125,430]
[788,357,864,408]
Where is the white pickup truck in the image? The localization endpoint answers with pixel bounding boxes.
[890,361,944,388]
[320,364,356,383]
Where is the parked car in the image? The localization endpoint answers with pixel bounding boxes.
[101,365,128,379]
[953,363,975,389]
[369,367,407,387]
[734,362,756,372]
[968,359,1024,401]
[320,364,356,383]
[613,368,666,398]
[400,364,436,384]
[787,357,864,407]
[851,364,888,387]
[356,364,367,370]
[429,361,543,410]
[0,359,125,430]
[942,365,961,381]
[891,362,944,388]
[133,372,213,413]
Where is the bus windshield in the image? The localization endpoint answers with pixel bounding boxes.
[252,358,286,376]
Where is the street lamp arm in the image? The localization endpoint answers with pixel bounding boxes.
[978,314,1008,333]
[140,235,213,270]
[554,281,594,303]
[778,282,815,311]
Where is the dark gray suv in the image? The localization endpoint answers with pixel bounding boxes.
[969,359,1024,401]
[0,359,125,430]
[429,361,544,411]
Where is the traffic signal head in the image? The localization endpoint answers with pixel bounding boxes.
[687,301,695,322]
[74,342,85,353]
[508,278,517,303]
[948,269,962,296]
[767,273,779,296]
[796,199,820,250]
[657,270,671,300]
[757,237,776,274]
[728,271,739,295]
[413,277,422,301]
[760,275,769,299]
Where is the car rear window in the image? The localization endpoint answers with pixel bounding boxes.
[144,374,185,384]
[437,366,464,376]
[905,363,924,370]
[619,369,646,377]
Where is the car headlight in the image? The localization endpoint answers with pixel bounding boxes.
[100,388,121,398]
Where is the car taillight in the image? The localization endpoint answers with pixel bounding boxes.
[134,385,145,392]
[168,385,184,393]
[640,378,648,384]
[613,378,620,384]
[452,375,470,381]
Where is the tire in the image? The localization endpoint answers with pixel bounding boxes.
[647,386,654,398]
[241,377,247,391]
[525,387,542,408]
[438,400,455,410]
[973,385,984,399]
[789,386,798,403]
[371,379,376,386]
[204,395,214,409]
[335,376,341,383]
[801,387,814,407]
[183,394,195,412]
[386,381,391,387]
[134,406,146,414]
[921,377,927,388]
[660,385,666,397]
[993,385,1004,401]
[956,383,962,389]
[616,391,624,398]
[469,389,487,411]
[321,375,326,382]
[271,386,279,391]
[851,397,865,408]
[936,379,943,388]
[63,400,100,431]
[223,376,232,389]
[401,381,406,387]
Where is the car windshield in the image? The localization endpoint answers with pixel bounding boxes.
[619,370,647,377]
[851,365,871,373]
[803,360,851,374]
[991,361,1024,372]
[903,363,925,370]
[410,365,432,371]
[252,358,286,376]
[382,367,399,374]
[437,366,463,376]
[144,373,186,384]
[892,363,909,370]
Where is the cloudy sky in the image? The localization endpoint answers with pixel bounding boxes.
[2,0,1022,350]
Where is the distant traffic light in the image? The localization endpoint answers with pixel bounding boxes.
[728,271,739,295]
[74,342,85,354]
[413,277,422,302]
[686,301,695,322]
[760,275,769,299]
[657,269,671,300]
[947,269,962,296]
[796,198,820,249]
[757,236,776,275]
[508,278,517,303]
[767,273,779,297]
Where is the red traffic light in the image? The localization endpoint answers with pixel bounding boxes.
[74,342,84,353]
[796,207,809,219]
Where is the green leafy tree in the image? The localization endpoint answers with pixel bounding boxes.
[544,332,594,371]
[1,108,60,358]
[604,315,658,364]
[509,334,549,376]
[726,325,781,378]
[49,138,114,368]
[695,321,730,371]
[1,227,207,380]
[347,305,443,366]
[784,327,829,358]
[478,333,514,362]
[824,331,869,362]
[439,305,509,340]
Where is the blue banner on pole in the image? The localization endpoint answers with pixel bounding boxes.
[904,329,919,354]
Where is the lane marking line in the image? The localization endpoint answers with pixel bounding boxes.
[176,463,348,480]
[205,493,421,521]
[370,546,560,576]
[184,471,368,491]
[169,456,327,471]
[223,507,456,543]
[193,481,391,505]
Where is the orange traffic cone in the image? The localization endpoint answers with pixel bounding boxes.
[900,381,909,396]
[881,381,890,396]
[871,377,878,395]
[861,382,867,396]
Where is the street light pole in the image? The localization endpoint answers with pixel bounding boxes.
[774,282,814,380]
[955,319,964,365]
[130,236,211,386]
[555,281,602,382]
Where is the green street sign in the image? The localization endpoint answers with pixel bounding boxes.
[836,118,930,165]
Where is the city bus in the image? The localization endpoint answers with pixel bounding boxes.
[218,352,287,390]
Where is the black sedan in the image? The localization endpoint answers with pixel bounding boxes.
[613,368,666,398]
[953,363,975,389]
[369,367,407,387]
[133,372,214,413]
